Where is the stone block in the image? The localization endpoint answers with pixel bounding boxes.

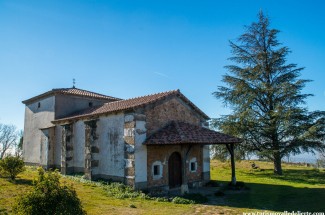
[125,167,135,176]
[124,136,135,145]
[125,144,135,153]
[91,146,100,153]
[91,160,99,167]
[124,152,135,159]
[125,177,135,187]
[66,145,73,151]
[66,136,71,142]
[125,159,134,168]
[66,156,73,161]
[124,121,136,128]
[124,128,135,137]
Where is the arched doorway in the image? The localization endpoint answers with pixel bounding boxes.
[168,152,182,188]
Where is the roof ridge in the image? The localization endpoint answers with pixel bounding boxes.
[22,87,121,104]
[53,87,121,100]
[101,89,179,105]
[125,89,179,101]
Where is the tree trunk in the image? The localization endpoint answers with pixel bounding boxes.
[226,144,236,185]
[273,152,283,175]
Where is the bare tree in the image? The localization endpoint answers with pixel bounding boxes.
[0,123,18,159]
[14,130,23,157]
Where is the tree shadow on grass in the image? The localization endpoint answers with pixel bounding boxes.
[11,178,33,186]
[207,180,325,212]
[243,168,325,185]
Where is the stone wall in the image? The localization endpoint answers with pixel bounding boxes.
[84,120,98,180]
[124,114,136,187]
[146,144,203,188]
[61,124,73,174]
[145,96,202,136]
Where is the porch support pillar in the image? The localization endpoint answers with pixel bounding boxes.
[180,145,192,195]
[226,143,236,186]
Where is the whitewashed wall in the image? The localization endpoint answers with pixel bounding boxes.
[134,120,147,184]
[73,120,85,170]
[96,114,125,178]
[23,96,55,164]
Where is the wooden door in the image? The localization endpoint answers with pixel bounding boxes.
[168,152,182,188]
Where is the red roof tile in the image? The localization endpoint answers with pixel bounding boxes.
[53,89,209,123]
[22,87,120,104]
[144,121,242,145]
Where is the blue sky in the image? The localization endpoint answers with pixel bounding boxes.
[0,0,324,131]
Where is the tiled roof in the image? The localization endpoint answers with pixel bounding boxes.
[53,89,209,123]
[144,121,242,145]
[22,87,120,104]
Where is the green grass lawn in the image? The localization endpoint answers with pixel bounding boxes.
[1,161,325,214]
[210,160,325,213]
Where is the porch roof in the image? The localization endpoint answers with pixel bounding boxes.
[144,121,242,145]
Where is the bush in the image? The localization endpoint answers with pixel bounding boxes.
[155,197,169,202]
[64,175,150,200]
[104,182,148,199]
[171,196,195,204]
[13,167,86,215]
[0,156,25,180]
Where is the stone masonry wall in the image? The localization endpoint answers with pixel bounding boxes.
[84,120,99,180]
[124,114,136,187]
[61,124,73,175]
[145,97,202,136]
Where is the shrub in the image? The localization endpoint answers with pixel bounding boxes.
[171,197,195,204]
[13,167,86,215]
[0,156,25,180]
[64,175,150,200]
[155,197,169,202]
